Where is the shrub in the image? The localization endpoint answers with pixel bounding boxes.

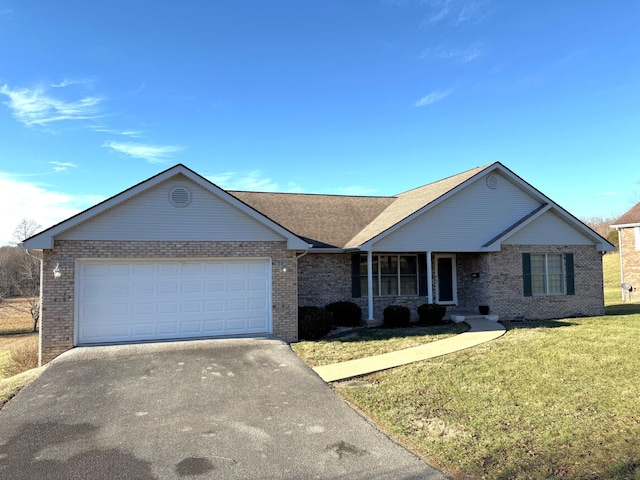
[5,337,38,377]
[383,305,411,328]
[298,306,333,340]
[417,303,447,325]
[325,301,362,327]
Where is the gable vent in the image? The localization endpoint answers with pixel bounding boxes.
[169,186,192,207]
[486,174,500,189]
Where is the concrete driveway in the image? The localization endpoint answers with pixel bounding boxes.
[0,338,446,479]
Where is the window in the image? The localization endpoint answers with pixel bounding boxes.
[523,252,574,297]
[635,227,640,250]
[359,255,418,296]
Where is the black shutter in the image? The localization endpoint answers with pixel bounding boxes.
[565,253,575,295]
[351,253,361,298]
[418,253,428,297]
[522,253,532,297]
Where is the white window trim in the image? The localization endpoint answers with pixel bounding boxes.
[531,253,565,297]
[434,253,457,305]
[362,254,419,297]
[635,226,640,251]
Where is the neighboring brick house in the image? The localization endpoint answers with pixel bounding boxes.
[24,162,613,364]
[611,202,640,301]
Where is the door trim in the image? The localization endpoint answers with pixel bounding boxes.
[434,254,457,305]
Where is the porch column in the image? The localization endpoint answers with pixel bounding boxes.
[426,251,433,304]
[367,250,374,321]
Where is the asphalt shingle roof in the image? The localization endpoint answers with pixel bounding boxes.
[612,202,640,226]
[231,163,493,249]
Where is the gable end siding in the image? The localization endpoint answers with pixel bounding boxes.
[373,173,542,252]
[58,176,285,242]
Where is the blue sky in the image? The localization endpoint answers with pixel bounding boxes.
[1,1,639,246]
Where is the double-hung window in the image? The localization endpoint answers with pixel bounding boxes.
[523,252,575,297]
[360,254,418,296]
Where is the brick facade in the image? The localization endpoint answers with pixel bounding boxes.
[619,228,640,295]
[40,240,297,364]
[297,246,605,322]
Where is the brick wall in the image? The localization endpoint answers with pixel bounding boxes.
[619,228,640,293]
[297,247,605,323]
[40,240,297,364]
[487,244,605,320]
[297,253,351,307]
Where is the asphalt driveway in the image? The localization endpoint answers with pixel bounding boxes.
[0,338,446,479]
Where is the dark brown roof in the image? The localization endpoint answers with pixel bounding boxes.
[230,191,393,248]
[612,202,640,226]
[230,163,494,249]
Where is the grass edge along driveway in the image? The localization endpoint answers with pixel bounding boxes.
[295,316,640,479]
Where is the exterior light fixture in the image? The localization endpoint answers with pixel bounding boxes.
[281,263,287,273]
[53,263,61,279]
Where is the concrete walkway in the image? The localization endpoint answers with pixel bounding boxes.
[313,318,506,382]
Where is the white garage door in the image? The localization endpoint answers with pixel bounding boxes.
[76,259,271,345]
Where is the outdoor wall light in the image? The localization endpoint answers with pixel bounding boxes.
[281,263,287,273]
[53,263,61,279]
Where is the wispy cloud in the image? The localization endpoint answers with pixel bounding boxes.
[413,88,454,107]
[103,141,184,163]
[207,170,282,192]
[0,84,102,127]
[92,126,142,137]
[0,8,12,19]
[420,0,493,26]
[0,172,101,246]
[422,42,483,64]
[50,161,77,172]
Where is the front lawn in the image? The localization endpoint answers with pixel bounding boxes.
[292,253,640,478]
[292,322,468,367]
[332,315,640,479]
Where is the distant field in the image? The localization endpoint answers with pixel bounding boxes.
[0,297,35,334]
[603,252,640,315]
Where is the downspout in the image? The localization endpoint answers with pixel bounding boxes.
[426,252,433,304]
[618,228,625,302]
[367,251,374,322]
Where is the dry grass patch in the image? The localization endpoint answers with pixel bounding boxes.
[0,333,38,381]
[0,297,35,334]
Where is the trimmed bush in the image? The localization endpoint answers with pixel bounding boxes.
[417,303,447,325]
[325,301,362,327]
[383,305,411,328]
[298,306,333,340]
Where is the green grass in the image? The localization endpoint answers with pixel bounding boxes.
[337,316,640,479]
[292,322,468,367]
[292,252,640,479]
[603,252,640,315]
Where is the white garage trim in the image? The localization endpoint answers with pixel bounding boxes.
[75,258,272,345]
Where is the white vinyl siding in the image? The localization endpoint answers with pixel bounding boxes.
[59,175,284,242]
[373,173,542,252]
[506,211,595,246]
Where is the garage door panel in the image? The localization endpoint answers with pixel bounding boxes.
[77,259,271,344]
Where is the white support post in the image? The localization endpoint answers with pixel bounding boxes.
[367,251,374,321]
[426,252,433,304]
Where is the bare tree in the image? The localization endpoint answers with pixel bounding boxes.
[0,219,42,332]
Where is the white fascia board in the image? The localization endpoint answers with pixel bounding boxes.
[610,222,640,229]
[22,164,309,251]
